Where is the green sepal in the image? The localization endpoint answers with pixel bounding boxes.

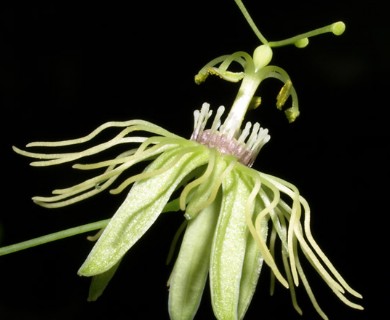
[210,170,251,319]
[237,176,268,318]
[237,230,264,319]
[87,259,122,301]
[78,147,208,276]
[168,192,221,320]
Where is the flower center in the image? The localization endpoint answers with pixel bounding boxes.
[191,103,270,167]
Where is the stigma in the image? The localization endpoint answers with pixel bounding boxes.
[191,103,270,167]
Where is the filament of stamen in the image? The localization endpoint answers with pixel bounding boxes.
[179,148,215,211]
[244,172,288,288]
[295,255,329,320]
[110,145,203,195]
[299,196,363,299]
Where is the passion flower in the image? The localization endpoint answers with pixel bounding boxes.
[0,1,363,319]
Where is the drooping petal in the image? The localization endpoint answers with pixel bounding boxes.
[78,146,208,276]
[168,193,221,320]
[210,165,254,320]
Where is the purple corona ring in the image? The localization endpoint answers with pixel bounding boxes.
[191,104,270,167]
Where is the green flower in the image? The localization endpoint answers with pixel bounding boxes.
[0,1,363,319]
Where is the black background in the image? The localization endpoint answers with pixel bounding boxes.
[0,1,387,319]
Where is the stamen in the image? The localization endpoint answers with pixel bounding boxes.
[179,148,216,211]
[243,122,270,166]
[191,103,213,141]
[211,106,225,131]
[237,122,252,144]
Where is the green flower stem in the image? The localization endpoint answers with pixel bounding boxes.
[268,22,346,48]
[234,0,268,44]
[0,219,109,256]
